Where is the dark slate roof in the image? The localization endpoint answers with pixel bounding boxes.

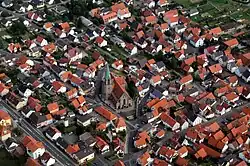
[45,126,58,138]
[29,112,47,124]
[56,137,69,149]
[74,147,94,159]
[79,132,96,147]
[77,114,93,123]
[242,70,250,78]
[151,89,162,98]
[186,111,198,122]
[18,84,29,94]
[156,61,165,69]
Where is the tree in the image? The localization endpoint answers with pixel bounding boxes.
[170,57,178,69]
[12,128,22,136]
[44,5,49,14]
[154,51,163,61]
[8,21,27,36]
[0,38,7,49]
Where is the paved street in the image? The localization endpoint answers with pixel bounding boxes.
[0,100,77,166]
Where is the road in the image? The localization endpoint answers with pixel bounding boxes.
[0,100,77,166]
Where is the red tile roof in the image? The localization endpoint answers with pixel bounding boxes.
[94,106,117,121]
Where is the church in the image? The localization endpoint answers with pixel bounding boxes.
[102,65,134,111]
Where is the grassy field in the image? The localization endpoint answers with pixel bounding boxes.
[174,0,197,7]
[0,148,26,165]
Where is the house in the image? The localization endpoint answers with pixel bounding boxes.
[112,60,123,70]
[167,17,179,27]
[222,92,239,103]
[18,85,33,98]
[95,136,109,154]
[155,129,165,139]
[179,74,193,88]
[190,35,204,48]
[8,43,21,53]
[79,132,96,147]
[40,152,56,166]
[189,8,199,17]
[64,47,85,62]
[95,36,107,47]
[2,0,13,7]
[111,3,131,20]
[52,81,67,93]
[150,75,161,87]
[242,87,250,99]
[26,158,41,166]
[0,109,11,126]
[29,112,53,128]
[23,3,33,11]
[242,69,250,82]
[94,106,117,121]
[114,117,126,132]
[160,113,180,131]
[21,108,35,119]
[6,92,27,110]
[178,146,189,158]
[134,38,148,49]
[4,138,19,152]
[114,160,126,166]
[47,102,59,114]
[145,0,155,8]
[227,62,238,73]
[158,0,168,7]
[134,131,150,149]
[125,43,137,55]
[209,64,223,74]
[224,38,239,48]
[77,114,95,127]
[0,126,11,141]
[73,148,95,165]
[43,22,53,31]
[157,146,178,162]
[186,113,202,126]
[137,151,153,166]
[22,136,45,159]
[1,19,12,27]
[113,137,125,156]
[65,144,80,157]
[45,126,62,141]
[101,11,117,24]
[35,36,48,47]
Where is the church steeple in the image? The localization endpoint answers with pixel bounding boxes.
[102,64,113,100]
[105,64,111,81]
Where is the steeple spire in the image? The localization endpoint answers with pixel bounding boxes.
[105,64,111,81]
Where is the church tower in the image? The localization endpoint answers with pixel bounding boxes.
[102,64,113,100]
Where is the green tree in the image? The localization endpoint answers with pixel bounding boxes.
[170,57,178,69]
[0,38,7,49]
[12,128,22,136]
[8,21,27,36]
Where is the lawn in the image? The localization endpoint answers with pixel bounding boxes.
[198,3,214,12]
[174,0,203,7]
[231,9,250,21]
[0,148,27,165]
[110,45,127,60]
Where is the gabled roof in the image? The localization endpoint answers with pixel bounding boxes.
[0,109,10,121]
[94,106,117,121]
[160,112,177,127]
[115,117,126,128]
[224,38,239,47]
